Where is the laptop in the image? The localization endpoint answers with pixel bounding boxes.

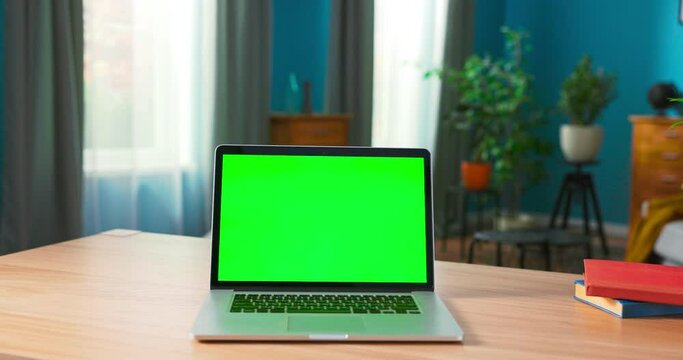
[191,145,463,341]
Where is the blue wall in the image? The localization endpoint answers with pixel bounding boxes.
[271,0,331,112]
[476,0,683,224]
[474,0,505,58]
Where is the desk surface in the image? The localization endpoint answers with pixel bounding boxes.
[1,231,681,359]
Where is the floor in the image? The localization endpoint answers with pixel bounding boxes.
[435,230,627,274]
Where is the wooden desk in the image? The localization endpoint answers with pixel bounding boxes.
[1,231,681,359]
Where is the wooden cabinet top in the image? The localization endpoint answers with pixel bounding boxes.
[270,113,350,145]
[630,115,683,124]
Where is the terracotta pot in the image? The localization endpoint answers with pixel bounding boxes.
[461,161,492,191]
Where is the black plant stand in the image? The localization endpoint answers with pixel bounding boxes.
[468,230,550,270]
[548,161,608,257]
[441,186,500,258]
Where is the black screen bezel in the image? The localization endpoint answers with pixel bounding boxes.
[209,145,435,292]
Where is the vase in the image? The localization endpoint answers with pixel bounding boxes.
[461,161,492,191]
[284,73,301,114]
[560,124,603,162]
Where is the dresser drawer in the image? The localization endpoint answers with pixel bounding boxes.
[633,147,683,168]
[634,122,683,143]
[270,115,350,145]
[631,174,682,219]
[633,166,683,196]
[288,121,347,145]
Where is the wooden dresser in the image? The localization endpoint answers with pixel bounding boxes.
[270,114,350,145]
[628,115,683,256]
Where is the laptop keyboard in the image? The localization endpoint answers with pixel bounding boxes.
[229,294,421,314]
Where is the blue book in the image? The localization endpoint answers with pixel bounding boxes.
[574,280,683,318]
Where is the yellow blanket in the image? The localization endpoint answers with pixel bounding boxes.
[626,193,683,262]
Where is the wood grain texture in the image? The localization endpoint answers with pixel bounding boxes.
[270,114,350,145]
[1,232,682,359]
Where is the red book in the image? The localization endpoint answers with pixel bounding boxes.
[583,259,683,306]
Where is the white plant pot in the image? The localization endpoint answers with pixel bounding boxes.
[560,124,604,162]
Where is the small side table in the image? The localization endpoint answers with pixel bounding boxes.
[548,161,608,257]
[468,230,550,270]
[441,186,500,256]
[546,229,593,271]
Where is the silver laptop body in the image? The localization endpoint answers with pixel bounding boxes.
[191,145,463,342]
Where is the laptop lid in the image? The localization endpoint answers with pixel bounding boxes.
[210,145,434,292]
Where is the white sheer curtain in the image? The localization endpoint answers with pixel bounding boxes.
[82,0,215,236]
[372,0,448,154]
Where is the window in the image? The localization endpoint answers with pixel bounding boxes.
[372,0,448,153]
[83,0,213,173]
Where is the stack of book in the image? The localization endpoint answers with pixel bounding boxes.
[574,259,683,318]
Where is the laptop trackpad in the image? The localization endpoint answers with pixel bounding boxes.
[287,316,365,333]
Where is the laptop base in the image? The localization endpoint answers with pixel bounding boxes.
[192,290,463,342]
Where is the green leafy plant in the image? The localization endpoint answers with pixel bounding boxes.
[671,98,683,128]
[427,27,552,213]
[558,55,617,125]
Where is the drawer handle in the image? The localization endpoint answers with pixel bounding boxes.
[660,174,679,184]
[661,152,681,161]
[664,129,681,139]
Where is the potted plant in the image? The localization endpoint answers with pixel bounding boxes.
[427,29,527,191]
[672,98,683,127]
[457,107,495,191]
[489,28,552,229]
[428,28,551,218]
[494,106,552,230]
[558,55,617,162]
[427,55,505,190]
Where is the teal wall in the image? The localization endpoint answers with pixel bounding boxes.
[476,0,683,224]
[474,0,505,58]
[271,0,331,112]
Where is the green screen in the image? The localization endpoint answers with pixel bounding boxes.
[217,154,427,283]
